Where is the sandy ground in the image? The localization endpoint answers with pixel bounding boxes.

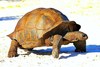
[0,0,100,67]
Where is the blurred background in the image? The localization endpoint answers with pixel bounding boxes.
[0,0,100,45]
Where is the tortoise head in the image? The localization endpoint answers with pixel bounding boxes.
[67,21,81,31]
[63,31,88,42]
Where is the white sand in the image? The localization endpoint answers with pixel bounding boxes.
[0,0,100,67]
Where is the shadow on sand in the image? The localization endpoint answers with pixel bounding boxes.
[0,15,22,21]
[59,45,100,59]
[30,44,100,59]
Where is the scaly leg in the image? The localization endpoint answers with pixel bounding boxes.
[73,40,86,52]
[8,40,19,58]
[52,35,62,58]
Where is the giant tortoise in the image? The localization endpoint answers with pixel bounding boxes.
[8,8,88,58]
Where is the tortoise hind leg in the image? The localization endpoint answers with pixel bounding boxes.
[8,40,19,58]
[73,40,86,52]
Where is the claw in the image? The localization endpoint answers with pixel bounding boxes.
[8,51,18,58]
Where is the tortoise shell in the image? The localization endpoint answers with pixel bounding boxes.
[8,8,69,46]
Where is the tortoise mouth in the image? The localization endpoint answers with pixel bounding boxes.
[83,36,88,40]
[82,34,88,39]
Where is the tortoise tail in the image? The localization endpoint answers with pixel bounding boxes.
[7,32,15,40]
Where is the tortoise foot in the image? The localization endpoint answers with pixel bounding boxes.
[52,49,59,58]
[8,40,19,58]
[8,51,18,58]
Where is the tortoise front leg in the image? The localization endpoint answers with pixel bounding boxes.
[52,35,62,58]
[73,40,86,52]
[8,40,19,58]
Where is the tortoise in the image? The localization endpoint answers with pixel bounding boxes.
[8,8,88,58]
